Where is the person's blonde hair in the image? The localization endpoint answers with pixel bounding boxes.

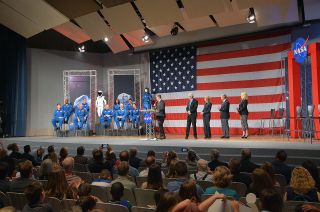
[241,92,248,100]
[204,96,211,103]
[290,166,315,194]
[213,166,233,188]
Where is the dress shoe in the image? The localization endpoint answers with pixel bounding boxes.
[185,136,189,139]
[194,136,198,139]
[224,136,230,139]
[220,136,225,138]
[160,136,166,139]
[244,136,248,139]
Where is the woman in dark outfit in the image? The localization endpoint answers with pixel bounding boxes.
[202,96,212,139]
[237,92,249,138]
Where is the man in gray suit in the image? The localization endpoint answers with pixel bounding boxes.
[219,94,230,138]
[155,94,166,139]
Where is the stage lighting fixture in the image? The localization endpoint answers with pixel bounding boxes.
[78,45,85,52]
[103,37,109,42]
[247,8,256,23]
[142,33,150,43]
[170,24,179,36]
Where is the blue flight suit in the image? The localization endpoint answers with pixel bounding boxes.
[100,109,113,128]
[113,104,120,116]
[142,92,152,110]
[51,109,65,129]
[73,108,88,129]
[125,103,134,121]
[131,108,140,128]
[115,109,126,129]
[62,103,73,123]
[82,102,90,112]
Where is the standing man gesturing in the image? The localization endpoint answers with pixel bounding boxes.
[219,94,230,139]
[186,93,198,139]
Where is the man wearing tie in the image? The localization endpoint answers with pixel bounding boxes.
[155,94,166,139]
[186,93,198,139]
[219,94,230,138]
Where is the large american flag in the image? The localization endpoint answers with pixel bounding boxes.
[150,31,290,135]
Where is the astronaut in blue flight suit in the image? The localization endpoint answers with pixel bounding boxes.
[130,103,140,128]
[62,99,73,123]
[52,103,65,130]
[115,103,127,129]
[73,104,88,129]
[100,104,113,128]
[82,98,90,112]
[125,98,134,121]
[142,88,153,110]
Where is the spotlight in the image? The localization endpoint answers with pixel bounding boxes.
[103,37,109,42]
[142,34,150,43]
[247,8,256,24]
[170,24,179,36]
[78,45,85,52]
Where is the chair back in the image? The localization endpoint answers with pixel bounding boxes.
[282,201,320,212]
[46,197,62,212]
[106,203,130,212]
[73,171,93,183]
[308,105,314,117]
[132,206,156,212]
[229,182,247,197]
[62,199,76,210]
[274,174,287,186]
[90,185,109,202]
[196,180,214,190]
[278,108,285,118]
[74,163,88,172]
[270,109,276,119]
[0,191,10,207]
[106,187,137,206]
[6,192,27,211]
[91,172,100,180]
[135,176,148,188]
[95,202,108,211]
[134,188,157,207]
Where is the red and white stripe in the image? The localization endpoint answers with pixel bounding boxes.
[158,31,290,135]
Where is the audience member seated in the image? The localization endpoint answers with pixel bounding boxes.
[104,145,117,168]
[74,146,88,165]
[112,161,136,190]
[22,145,37,167]
[178,180,200,206]
[247,168,275,198]
[59,147,68,166]
[139,156,165,178]
[38,159,53,180]
[141,164,164,190]
[167,161,203,198]
[77,196,97,212]
[45,166,74,200]
[208,149,228,171]
[186,150,198,170]
[302,160,320,191]
[88,149,112,174]
[259,188,283,212]
[261,162,280,187]
[77,183,102,203]
[62,157,82,186]
[189,159,213,181]
[7,143,22,160]
[228,158,251,188]
[300,204,320,212]
[33,147,44,166]
[272,150,292,184]
[284,166,320,202]
[155,191,178,212]
[109,182,132,210]
[47,152,59,167]
[43,145,55,161]
[115,150,139,177]
[91,169,112,187]
[0,149,16,178]
[162,151,178,168]
[22,182,53,212]
[204,166,238,199]
[239,148,259,173]
[129,148,142,169]
[166,160,178,179]
[0,162,10,192]
[10,160,35,193]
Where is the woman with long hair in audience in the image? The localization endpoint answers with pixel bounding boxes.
[166,160,178,179]
[284,166,320,202]
[261,162,280,187]
[141,164,163,190]
[247,168,275,198]
[204,166,239,199]
[45,166,75,199]
[163,151,178,169]
[155,192,178,212]
[59,147,68,166]
[237,92,249,138]
[179,180,200,204]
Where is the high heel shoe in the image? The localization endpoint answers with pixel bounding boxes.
[241,135,245,139]
[244,135,248,139]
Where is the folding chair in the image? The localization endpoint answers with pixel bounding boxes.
[106,187,137,206]
[0,191,10,207]
[90,185,109,202]
[106,203,130,212]
[74,163,88,172]
[61,199,76,211]
[134,188,157,207]
[229,182,247,197]
[73,171,93,183]
[6,192,27,211]
[135,176,148,188]
[46,197,62,212]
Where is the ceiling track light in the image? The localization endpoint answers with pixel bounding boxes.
[78,45,85,52]
[171,23,179,36]
[247,8,256,24]
[103,37,109,42]
[142,28,151,43]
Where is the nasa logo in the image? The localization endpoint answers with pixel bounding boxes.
[293,37,308,64]
[144,113,152,124]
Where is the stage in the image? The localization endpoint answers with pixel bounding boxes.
[1,135,320,168]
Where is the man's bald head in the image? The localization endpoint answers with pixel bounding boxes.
[197,159,208,172]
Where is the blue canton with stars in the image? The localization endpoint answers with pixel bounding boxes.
[150,46,197,94]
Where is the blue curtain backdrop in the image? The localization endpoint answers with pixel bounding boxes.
[0,25,27,136]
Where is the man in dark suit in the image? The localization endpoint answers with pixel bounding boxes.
[239,148,260,173]
[186,93,198,139]
[219,94,230,138]
[155,94,166,139]
[272,150,292,183]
